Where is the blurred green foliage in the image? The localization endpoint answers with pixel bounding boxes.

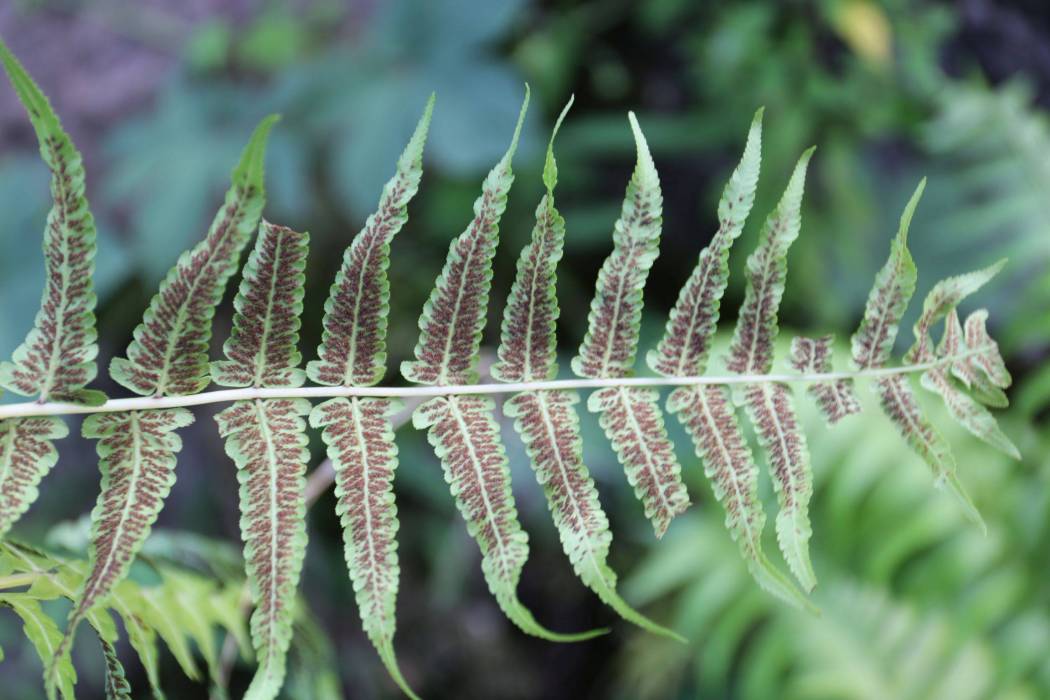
[0,0,1047,697]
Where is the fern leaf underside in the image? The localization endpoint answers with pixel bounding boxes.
[0,42,102,406]
[110,115,278,397]
[494,99,682,640]
[216,398,309,700]
[0,47,1022,700]
[573,113,690,537]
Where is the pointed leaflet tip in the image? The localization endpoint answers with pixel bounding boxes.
[897,177,926,248]
[502,84,531,167]
[627,111,657,185]
[397,94,436,172]
[543,95,574,191]
[232,114,280,191]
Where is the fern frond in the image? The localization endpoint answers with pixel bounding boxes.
[789,336,861,424]
[215,398,309,700]
[493,97,682,641]
[401,89,528,386]
[0,42,103,406]
[99,637,132,700]
[310,397,417,699]
[648,108,763,378]
[55,408,193,683]
[573,113,690,536]
[666,385,811,610]
[724,149,817,590]
[110,115,278,397]
[309,95,434,388]
[413,395,603,642]
[211,221,310,388]
[0,417,67,539]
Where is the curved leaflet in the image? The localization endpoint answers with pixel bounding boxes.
[790,335,861,425]
[413,395,603,642]
[216,398,309,700]
[52,408,193,692]
[494,99,681,640]
[0,417,67,539]
[211,221,309,388]
[310,397,416,698]
[110,115,278,397]
[309,95,434,388]
[572,112,690,536]
[0,41,103,406]
[725,149,817,591]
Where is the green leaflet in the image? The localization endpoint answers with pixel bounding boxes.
[106,581,165,698]
[723,149,818,591]
[110,115,278,397]
[55,408,193,693]
[493,99,680,639]
[725,148,814,376]
[100,636,132,700]
[0,417,68,539]
[905,259,1008,365]
[943,309,1010,407]
[211,221,310,388]
[0,595,77,700]
[850,180,924,371]
[905,263,1018,459]
[413,395,606,643]
[648,107,763,377]
[0,41,104,406]
[666,385,813,611]
[505,390,685,641]
[2,540,246,698]
[216,398,310,700]
[572,113,690,537]
[920,369,1019,459]
[874,374,985,531]
[572,112,663,380]
[401,88,529,386]
[310,397,418,699]
[491,95,572,384]
[309,94,434,388]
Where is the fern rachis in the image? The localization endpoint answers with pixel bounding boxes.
[0,43,1021,700]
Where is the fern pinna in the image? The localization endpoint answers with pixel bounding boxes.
[0,42,1020,700]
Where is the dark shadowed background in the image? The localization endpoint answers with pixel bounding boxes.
[1,1,1048,698]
